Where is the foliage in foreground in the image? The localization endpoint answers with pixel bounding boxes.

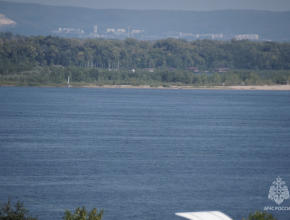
[243,210,277,220]
[63,207,104,220]
[0,198,277,220]
[0,197,38,220]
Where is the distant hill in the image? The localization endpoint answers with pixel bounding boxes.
[0,1,290,41]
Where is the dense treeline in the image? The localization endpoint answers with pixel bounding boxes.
[0,32,290,86]
[1,32,290,70]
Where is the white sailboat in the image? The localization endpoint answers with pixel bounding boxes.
[67,77,72,88]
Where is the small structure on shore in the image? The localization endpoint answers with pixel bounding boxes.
[143,68,154,73]
[213,68,231,73]
[185,67,199,72]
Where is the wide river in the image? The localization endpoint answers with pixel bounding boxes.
[0,87,290,220]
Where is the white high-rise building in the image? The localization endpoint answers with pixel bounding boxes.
[107,29,115,32]
[94,26,97,34]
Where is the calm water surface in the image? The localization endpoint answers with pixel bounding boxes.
[0,87,290,220]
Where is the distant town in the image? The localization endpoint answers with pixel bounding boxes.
[52,25,259,41]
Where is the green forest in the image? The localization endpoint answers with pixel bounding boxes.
[1,32,290,86]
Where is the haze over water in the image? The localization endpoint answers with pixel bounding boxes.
[0,87,290,220]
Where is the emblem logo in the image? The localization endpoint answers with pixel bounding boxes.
[268,177,289,205]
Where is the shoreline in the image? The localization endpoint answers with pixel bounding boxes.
[77,85,290,91]
[1,84,290,90]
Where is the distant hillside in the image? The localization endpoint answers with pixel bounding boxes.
[0,1,290,41]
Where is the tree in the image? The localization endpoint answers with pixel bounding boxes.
[243,210,277,220]
[211,72,221,85]
[0,197,38,220]
[63,206,104,220]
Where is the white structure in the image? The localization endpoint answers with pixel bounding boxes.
[179,33,223,39]
[113,29,127,36]
[54,28,84,34]
[180,32,199,38]
[212,34,223,39]
[107,28,115,32]
[235,34,259,40]
[143,68,154,73]
[117,29,126,33]
[89,26,99,37]
[132,30,145,34]
[175,211,232,220]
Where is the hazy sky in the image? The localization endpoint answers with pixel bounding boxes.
[4,0,290,11]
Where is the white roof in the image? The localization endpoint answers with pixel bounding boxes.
[175,211,232,220]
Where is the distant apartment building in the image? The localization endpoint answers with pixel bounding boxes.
[235,34,259,40]
[115,29,127,36]
[117,29,126,33]
[53,28,84,34]
[179,33,223,39]
[211,34,223,39]
[199,34,223,39]
[132,30,145,34]
[107,28,127,33]
[105,28,127,36]
[107,28,115,33]
[179,32,199,38]
[89,25,99,37]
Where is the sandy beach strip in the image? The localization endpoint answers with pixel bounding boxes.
[225,85,290,90]
[2,84,290,90]
[82,85,290,90]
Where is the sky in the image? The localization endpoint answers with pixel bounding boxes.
[3,0,290,11]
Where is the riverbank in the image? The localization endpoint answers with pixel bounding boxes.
[82,85,290,90]
[2,84,290,90]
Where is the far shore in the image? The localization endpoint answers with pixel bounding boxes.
[82,85,290,90]
[2,84,290,90]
